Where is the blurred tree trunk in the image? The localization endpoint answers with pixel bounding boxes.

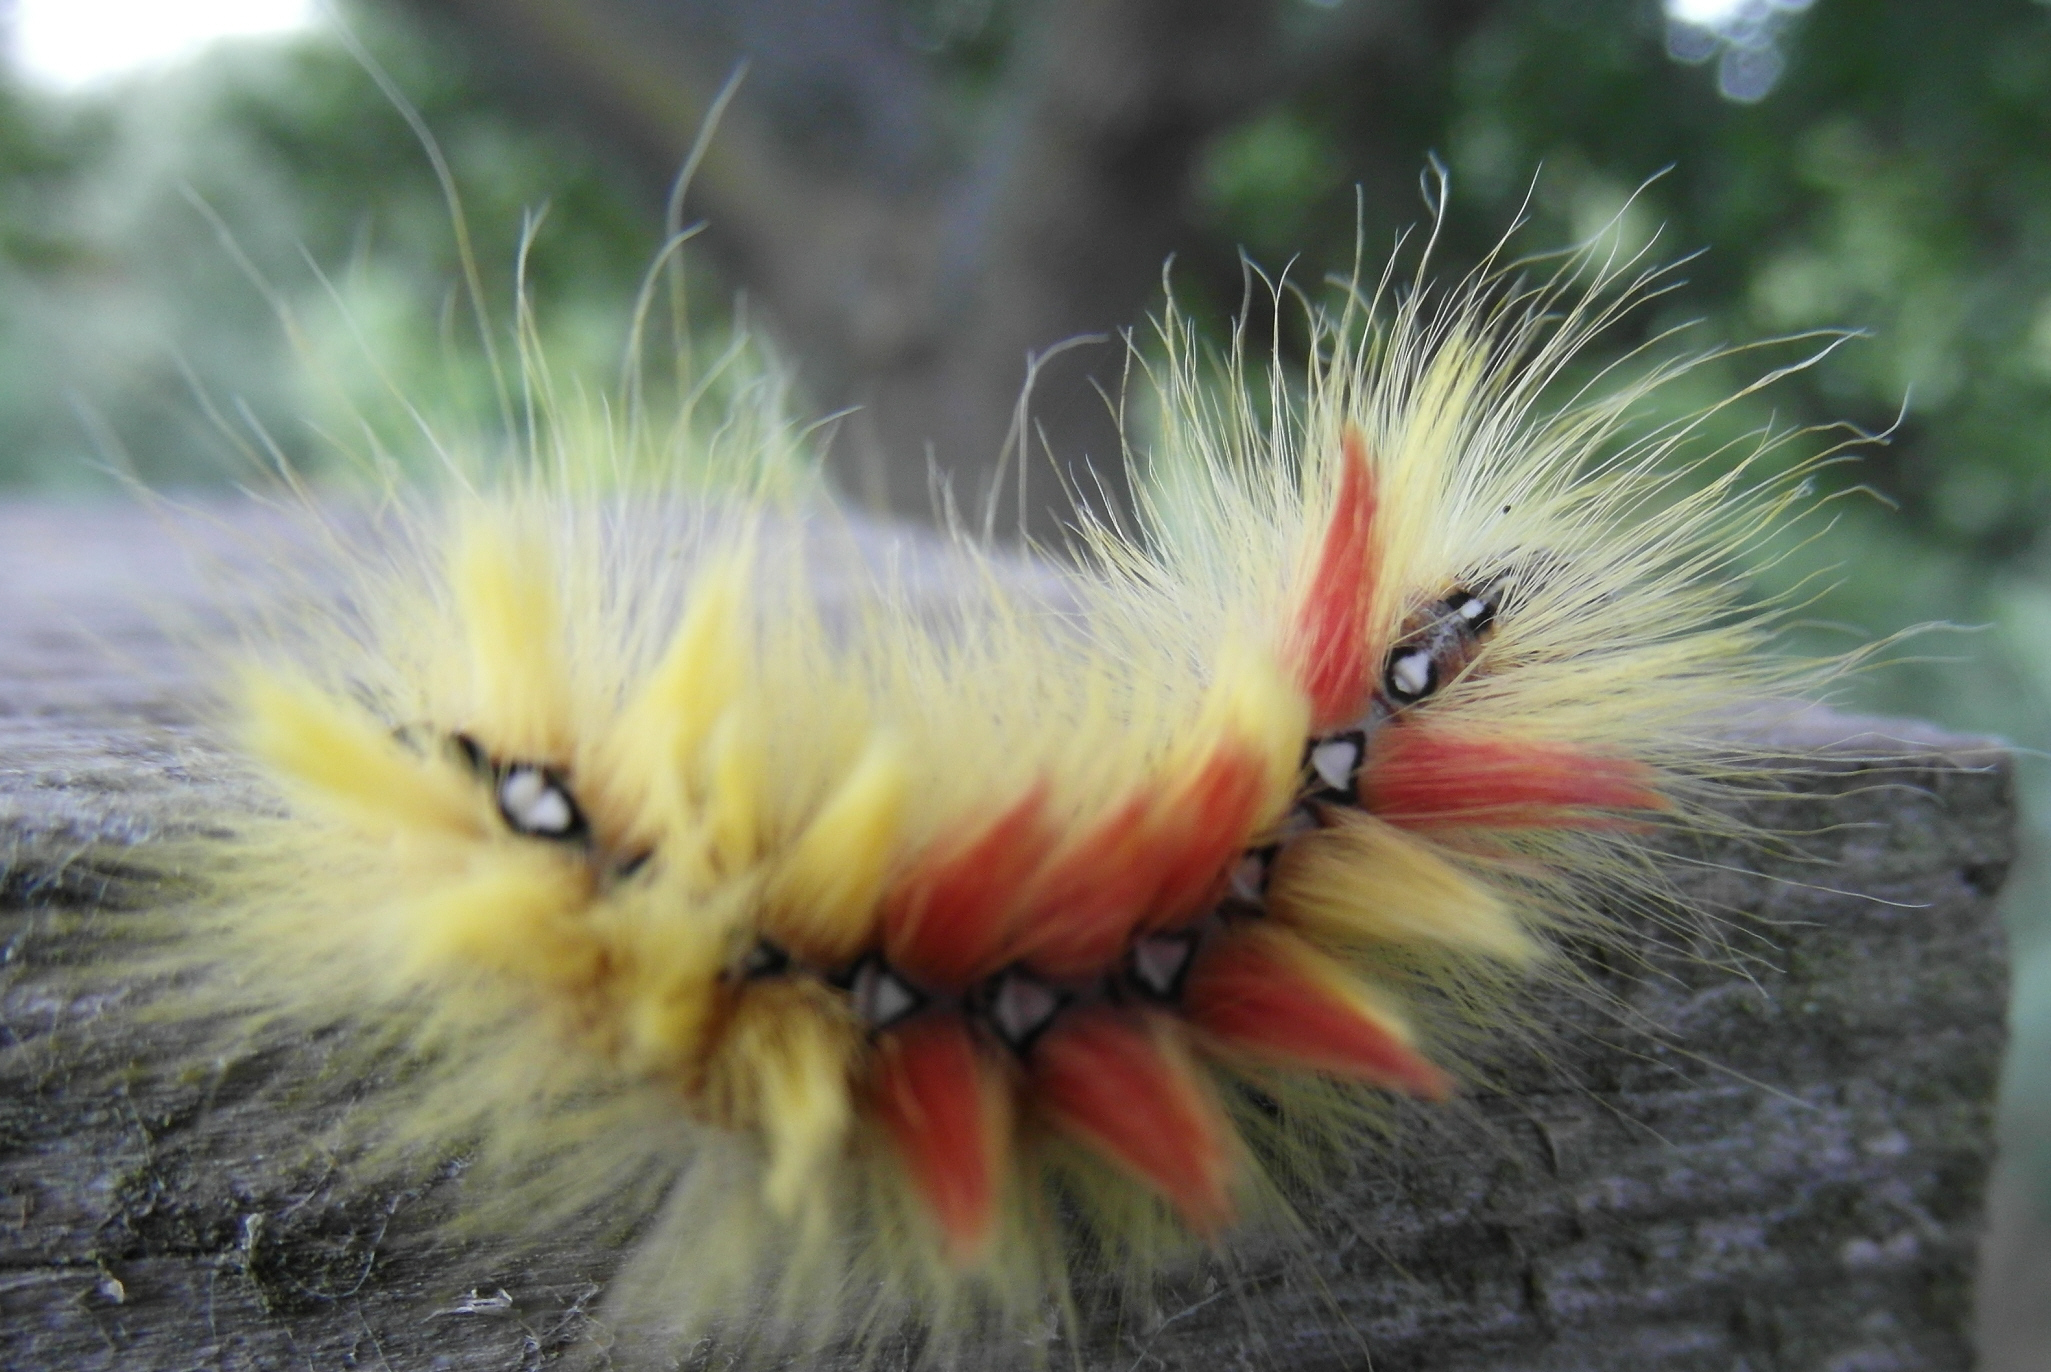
[384,0,1483,544]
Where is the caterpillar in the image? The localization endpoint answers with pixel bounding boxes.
[146,210,1830,1363]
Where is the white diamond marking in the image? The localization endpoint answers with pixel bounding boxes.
[854,962,921,1028]
[500,767,574,835]
[1230,852,1268,902]
[1311,736,1361,792]
[991,973,1061,1045]
[1391,648,1434,698]
[1132,934,1194,997]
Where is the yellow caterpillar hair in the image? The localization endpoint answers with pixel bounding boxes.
[145,210,1833,1363]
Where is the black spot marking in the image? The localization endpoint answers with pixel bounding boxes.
[448,731,490,775]
[1379,579,1504,712]
[1278,805,1320,840]
[737,940,791,979]
[1444,588,1496,637]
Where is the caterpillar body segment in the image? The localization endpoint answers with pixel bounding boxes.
[172,229,1830,1360]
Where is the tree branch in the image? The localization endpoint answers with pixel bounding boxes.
[379,0,1494,542]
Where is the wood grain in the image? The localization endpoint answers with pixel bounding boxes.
[0,500,2010,1370]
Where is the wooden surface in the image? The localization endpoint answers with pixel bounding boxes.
[0,499,2014,1370]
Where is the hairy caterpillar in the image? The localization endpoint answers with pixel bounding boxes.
[145,209,1832,1363]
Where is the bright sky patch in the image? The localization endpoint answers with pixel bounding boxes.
[12,0,317,90]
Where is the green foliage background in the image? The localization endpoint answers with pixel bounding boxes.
[0,14,662,491]
[0,0,2044,1209]
[1191,0,2051,1214]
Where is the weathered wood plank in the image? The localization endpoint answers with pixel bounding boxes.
[0,501,2011,1370]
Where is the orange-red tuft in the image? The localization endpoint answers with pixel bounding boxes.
[1010,793,1165,980]
[1012,744,1272,980]
[1290,427,1382,731]
[885,788,1055,988]
[1143,743,1274,925]
[1361,726,1667,829]
[869,1013,1010,1263]
[1183,925,1453,1100]
[1030,1007,1237,1235]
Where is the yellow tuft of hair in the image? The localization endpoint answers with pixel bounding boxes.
[131,195,1853,1369]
